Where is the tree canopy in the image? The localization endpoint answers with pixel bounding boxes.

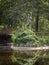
[0,0,49,31]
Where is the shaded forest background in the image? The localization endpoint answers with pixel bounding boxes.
[0,0,49,32]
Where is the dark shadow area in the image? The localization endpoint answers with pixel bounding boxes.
[0,34,12,46]
[34,58,49,65]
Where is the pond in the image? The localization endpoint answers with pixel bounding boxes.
[0,51,49,65]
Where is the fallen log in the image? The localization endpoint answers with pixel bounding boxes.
[0,46,49,52]
[12,46,49,51]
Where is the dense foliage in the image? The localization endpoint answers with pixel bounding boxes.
[12,30,40,46]
[0,0,49,32]
[38,36,49,46]
[0,0,49,65]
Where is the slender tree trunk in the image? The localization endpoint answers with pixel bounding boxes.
[35,10,39,32]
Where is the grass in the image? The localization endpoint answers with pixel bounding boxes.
[38,35,49,46]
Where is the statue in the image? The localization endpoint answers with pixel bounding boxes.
[27,12,32,30]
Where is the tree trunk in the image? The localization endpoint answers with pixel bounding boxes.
[35,10,39,32]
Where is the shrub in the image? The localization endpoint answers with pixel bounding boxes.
[12,30,40,46]
[38,36,49,45]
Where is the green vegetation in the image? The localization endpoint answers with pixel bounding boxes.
[38,36,49,45]
[12,30,40,46]
[0,0,49,32]
[0,0,49,65]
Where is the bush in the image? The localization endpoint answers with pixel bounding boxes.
[38,36,49,46]
[12,30,40,46]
